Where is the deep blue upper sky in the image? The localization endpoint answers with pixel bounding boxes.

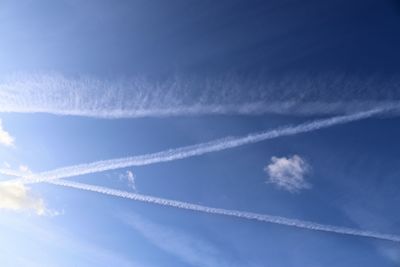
[1,0,400,76]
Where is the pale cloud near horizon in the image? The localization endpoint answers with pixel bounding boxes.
[0,119,14,147]
[0,165,55,216]
[0,182,52,216]
[0,182,45,215]
[265,155,311,193]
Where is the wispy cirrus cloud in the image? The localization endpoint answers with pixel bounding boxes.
[119,170,136,191]
[342,203,400,264]
[3,162,11,168]
[0,119,14,147]
[121,213,239,267]
[265,155,311,193]
[380,246,400,264]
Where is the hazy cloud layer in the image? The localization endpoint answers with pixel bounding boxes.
[265,155,311,193]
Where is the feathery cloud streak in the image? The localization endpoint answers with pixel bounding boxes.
[49,179,400,243]
[1,73,400,118]
[3,106,396,184]
[122,213,238,267]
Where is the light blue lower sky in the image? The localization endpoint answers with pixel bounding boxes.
[0,112,399,266]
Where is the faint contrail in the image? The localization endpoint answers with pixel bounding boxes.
[49,179,400,243]
[1,106,397,184]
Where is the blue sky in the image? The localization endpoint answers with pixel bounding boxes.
[0,0,400,266]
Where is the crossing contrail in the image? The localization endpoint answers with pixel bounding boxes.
[49,179,400,243]
[1,106,397,184]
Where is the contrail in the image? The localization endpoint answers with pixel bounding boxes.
[2,106,397,184]
[4,158,398,243]
[1,73,400,118]
[49,179,400,243]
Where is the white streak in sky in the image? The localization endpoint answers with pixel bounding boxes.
[49,179,400,243]
[1,73,400,118]
[2,106,396,185]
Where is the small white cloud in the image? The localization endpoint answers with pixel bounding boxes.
[0,119,15,147]
[19,165,31,173]
[264,155,311,193]
[120,170,136,191]
[0,182,53,216]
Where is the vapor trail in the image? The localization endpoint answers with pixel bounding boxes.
[2,73,400,118]
[2,106,397,184]
[49,179,400,243]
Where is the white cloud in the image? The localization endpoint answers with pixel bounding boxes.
[119,170,136,191]
[0,182,53,216]
[121,214,239,267]
[0,119,14,147]
[19,165,31,173]
[125,170,136,191]
[0,165,55,216]
[264,155,311,193]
